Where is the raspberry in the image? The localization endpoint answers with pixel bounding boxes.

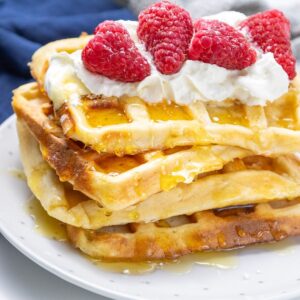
[82,21,150,82]
[240,9,296,79]
[137,1,193,75]
[188,19,257,70]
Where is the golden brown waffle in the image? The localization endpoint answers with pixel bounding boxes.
[13,82,252,210]
[17,117,300,231]
[30,37,300,156]
[67,200,300,261]
[18,113,300,261]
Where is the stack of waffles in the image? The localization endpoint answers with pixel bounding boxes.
[12,4,300,262]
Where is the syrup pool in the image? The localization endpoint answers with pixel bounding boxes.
[88,250,238,275]
[26,196,67,242]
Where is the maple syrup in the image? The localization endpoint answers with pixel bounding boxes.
[89,258,157,275]
[88,250,238,275]
[83,106,128,127]
[95,155,141,174]
[249,239,296,255]
[264,90,297,129]
[26,197,67,242]
[159,147,222,191]
[147,103,191,121]
[206,103,248,126]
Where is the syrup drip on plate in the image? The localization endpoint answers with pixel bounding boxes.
[87,250,238,275]
[9,168,26,180]
[26,196,67,242]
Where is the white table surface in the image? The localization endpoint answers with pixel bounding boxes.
[0,234,110,300]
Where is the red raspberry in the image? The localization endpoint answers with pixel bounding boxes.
[82,21,150,82]
[240,9,296,79]
[188,19,257,70]
[137,1,193,75]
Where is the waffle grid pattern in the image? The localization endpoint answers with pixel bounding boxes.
[13,83,253,210]
[31,37,300,156]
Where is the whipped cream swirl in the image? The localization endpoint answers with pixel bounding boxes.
[45,11,290,108]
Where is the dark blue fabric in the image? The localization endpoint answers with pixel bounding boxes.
[0,0,135,123]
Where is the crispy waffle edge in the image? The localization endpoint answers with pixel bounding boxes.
[66,202,300,261]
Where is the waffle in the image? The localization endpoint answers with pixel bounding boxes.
[30,36,300,156]
[13,82,252,210]
[20,121,300,262]
[17,117,300,231]
[67,200,300,261]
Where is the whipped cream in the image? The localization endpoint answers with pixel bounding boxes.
[45,53,89,109]
[45,11,290,108]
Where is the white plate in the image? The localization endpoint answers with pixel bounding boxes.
[2,115,300,300]
[0,235,108,300]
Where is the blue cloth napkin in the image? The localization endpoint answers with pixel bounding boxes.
[0,0,135,123]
